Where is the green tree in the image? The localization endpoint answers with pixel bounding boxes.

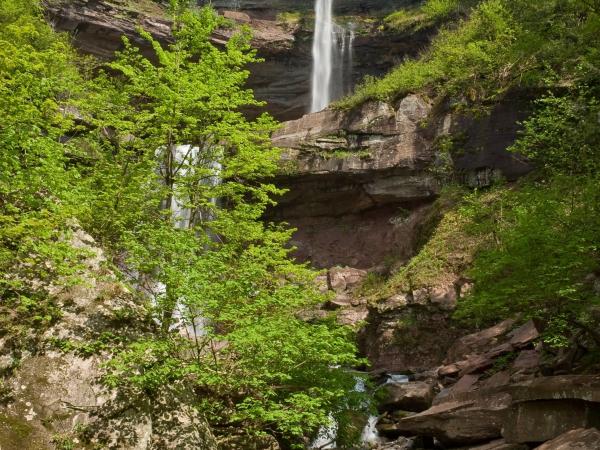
[0,0,91,339]
[84,5,365,445]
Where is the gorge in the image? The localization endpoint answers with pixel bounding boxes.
[2,0,600,450]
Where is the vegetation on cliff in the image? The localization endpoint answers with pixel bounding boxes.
[356,0,600,349]
[0,0,364,446]
[339,0,600,110]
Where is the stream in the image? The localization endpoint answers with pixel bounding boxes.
[311,374,410,449]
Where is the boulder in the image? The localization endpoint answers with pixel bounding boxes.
[375,436,423,449]
[508,321,540,348]
[533,428,600,449]
[503,400,600,444]
[336,305,369,327]
[0,228,217,449]
[379,382,435,413]
[387,393,511,445]
[482,375,600,444]
[457,439,528,449]
[511,350,540,372]
[480,371,511,390]
[445,319,516,363]
[387,376,600,447]
[328,267,368,293]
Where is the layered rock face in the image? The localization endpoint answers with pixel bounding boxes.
[271,96,438,268]
[271,94,531,269]
[374,316,600,449]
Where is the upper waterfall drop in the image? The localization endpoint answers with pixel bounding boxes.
[311,0,334,112]
[310,0,355,113]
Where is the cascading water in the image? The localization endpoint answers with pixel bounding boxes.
[311,374,410,449]
[311,0,334,112]
[153,144,221,338]
[311,0,355,112]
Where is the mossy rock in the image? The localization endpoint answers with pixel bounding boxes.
[0,414,51,450]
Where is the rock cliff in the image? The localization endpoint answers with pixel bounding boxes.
[44,0,430,120]
[270,93,531,269]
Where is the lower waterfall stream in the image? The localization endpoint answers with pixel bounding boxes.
[311,374,410,449]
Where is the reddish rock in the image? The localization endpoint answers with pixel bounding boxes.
[503,400,600,444]
[459,439,528,449]
[459,354,496,377]
[533,428,600,449]
[379,381,436,413]
[388,393,511,445]
[438,363,461,378]
[511,350,540,372]
[508,320,540,348]
[448,374,481,395]
[445,319,516,363]
[360,308,461,373]
[486,343,514,359]
[222,10,251,23]
[480,371,511,389]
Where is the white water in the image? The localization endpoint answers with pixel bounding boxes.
[311,0,334,112]
[311,374,411,449]
[311,0,355,112]
[150,145,222,338]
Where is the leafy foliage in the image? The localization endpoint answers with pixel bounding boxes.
[339,0,600,109]
[0,0,364,445]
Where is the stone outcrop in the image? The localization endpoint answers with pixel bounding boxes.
[271,92,532,269]
[380,375,600,447]
[271,96,439,269]
[45,0,296,59]
[0,228,217,450]
[207,0,419,16]
[383,392,511,445]
[378,381,435,413]
[460,440,528,450]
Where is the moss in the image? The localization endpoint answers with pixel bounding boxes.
[276,11,302,28]
[0,414,40,449]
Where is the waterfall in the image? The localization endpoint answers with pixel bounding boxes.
[155,145,222,338]
[310,0,355,112]
[311,0,334,112]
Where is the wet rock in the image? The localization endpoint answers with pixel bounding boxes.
[533,427,600,449]
[379,381,435,413]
